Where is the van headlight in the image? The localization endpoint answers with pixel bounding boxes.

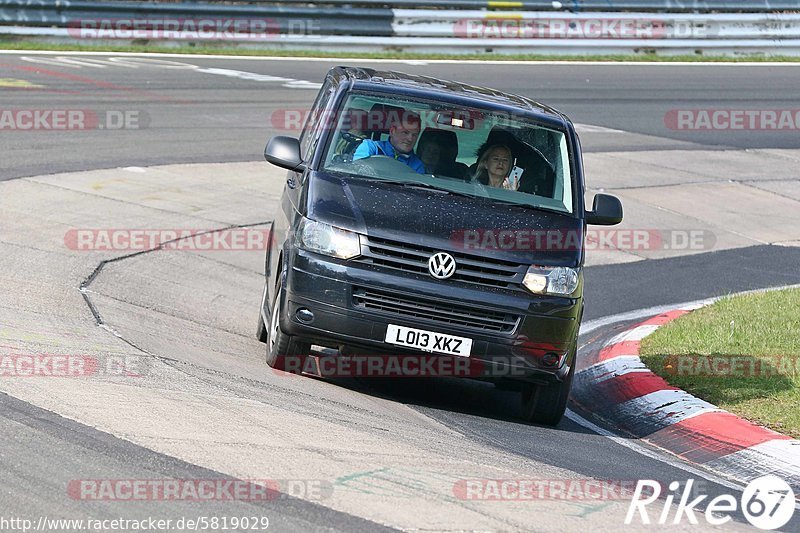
[523,266,580,296]
[296,218,361,259]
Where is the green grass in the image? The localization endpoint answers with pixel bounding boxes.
[2,39,800,62]
[640,288,800,438]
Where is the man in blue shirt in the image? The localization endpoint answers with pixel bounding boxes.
[353,109,426,174]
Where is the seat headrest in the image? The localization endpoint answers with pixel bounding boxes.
[418,128,459,159]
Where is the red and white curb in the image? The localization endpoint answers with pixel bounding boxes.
[573,304,800,497]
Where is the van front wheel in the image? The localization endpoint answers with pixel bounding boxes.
[256,284,269,343]
[266,283,309,372]
[520,361,574,426]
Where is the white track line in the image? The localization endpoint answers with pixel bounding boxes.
[565,409,747,491]
[1,50,800,66]
[580,283,800,336]
[567,409,800,511]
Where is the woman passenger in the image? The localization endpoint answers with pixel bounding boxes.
[473,144,516,190]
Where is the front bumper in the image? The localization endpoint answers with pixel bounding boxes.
[280,250,581,383]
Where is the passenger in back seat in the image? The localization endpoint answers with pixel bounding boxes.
[416,128,470,178]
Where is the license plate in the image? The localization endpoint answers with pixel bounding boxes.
[384,324,472,357]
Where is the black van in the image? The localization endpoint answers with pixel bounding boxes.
[257,66,622,425]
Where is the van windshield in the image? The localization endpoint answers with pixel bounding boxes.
[321,93,576,215]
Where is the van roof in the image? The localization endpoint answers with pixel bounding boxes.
[330,66,569,125]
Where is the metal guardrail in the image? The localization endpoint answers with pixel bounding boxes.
[0,1,395,37]
[242,0,800,11]
[3,0,800,55]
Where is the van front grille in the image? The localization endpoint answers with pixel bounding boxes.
[356,235,525,290]
[352,286,520,333]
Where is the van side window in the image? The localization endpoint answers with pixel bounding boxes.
[299,80,335,161]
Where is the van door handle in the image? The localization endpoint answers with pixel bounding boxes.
[286,177,296,189]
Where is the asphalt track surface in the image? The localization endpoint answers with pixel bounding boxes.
[2,53,800,531]
[2,54,800,179]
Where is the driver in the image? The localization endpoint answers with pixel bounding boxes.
[353,109,425,174]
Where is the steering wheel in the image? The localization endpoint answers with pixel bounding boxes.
[365,155,413,168]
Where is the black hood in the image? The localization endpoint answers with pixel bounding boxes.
[306,171,583,266]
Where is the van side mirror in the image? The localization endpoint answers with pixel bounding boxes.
[264,136,305,172]
[586,194,623,225]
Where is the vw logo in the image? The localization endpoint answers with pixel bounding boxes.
[428,252,456,279]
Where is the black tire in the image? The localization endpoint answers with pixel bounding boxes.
[256,285,268,343]
[266,283,310,372]
[256,314,268,343]
[520,357,575,426]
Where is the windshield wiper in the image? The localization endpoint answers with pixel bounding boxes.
[374,178,476,199]
[487,196,565,215]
